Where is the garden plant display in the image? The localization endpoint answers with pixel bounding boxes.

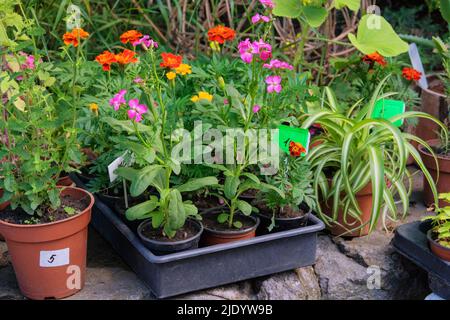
[424,193,450,262]
[1,0,450,301]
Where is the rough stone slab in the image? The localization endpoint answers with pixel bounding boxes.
[0,241,9,268]
[0,266,24,300]
[66,267,152,300]
[257,267,321,300]
[176,282,255,300]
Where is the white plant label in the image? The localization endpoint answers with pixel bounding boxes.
[39,248,70,267]
[408,43,428,90]
[108,154,125,183]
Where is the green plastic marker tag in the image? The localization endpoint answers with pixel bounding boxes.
[372,99,405,127]
[278,125,310,156]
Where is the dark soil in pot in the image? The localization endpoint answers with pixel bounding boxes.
[137,218,203,255]
[200,209,259,246]
[0,194,90,224]
[239,189,259,201]
[256,202,310,234]
[189,194,224,210]
[427,229,450,262]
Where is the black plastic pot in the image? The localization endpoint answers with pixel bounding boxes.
[71,174,325,299]
[257,204,311,235]
[137,218,203,255]
[393,221,450,299]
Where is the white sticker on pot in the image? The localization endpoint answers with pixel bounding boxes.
[108,154,125,183]
[39,248,70,267]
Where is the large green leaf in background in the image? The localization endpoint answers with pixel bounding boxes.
[334,0,361,11]
[348,14,409,57]
[303,6,328,27]
[441,0,450,24]
[273,0,329,27]
[273,0,302,18]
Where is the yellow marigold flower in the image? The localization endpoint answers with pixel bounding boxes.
[191,95,200,103]
[166,71,176,80]
[89,103,99,112]
[198,91,213,102]
[175,64,192,76]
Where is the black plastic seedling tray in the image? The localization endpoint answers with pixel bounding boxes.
[71,174,325,298]
[393,221,450,299]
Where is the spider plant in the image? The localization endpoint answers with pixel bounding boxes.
[301,77,448,234]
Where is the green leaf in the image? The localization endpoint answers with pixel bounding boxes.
[441,0,450,23]
[217,213,229,223]
[152,211,164,228]
[125,196,159,221]
[233,221,243,229]
[129,165,165,197]
[176,177,218,193]
[273,0,302,18]
[48,188,60,208]
[64,206,76,216]
[242,173,260,184]
[237,200,252,216]
[334,0,360,11]
[183,203,198,216]
[168,189,186,230]
[367,145,384,231]
[348,14,409,57]
[224,176,240,199]
[168,159,181,175]
[303,6,328,28]
[115,167,139,181]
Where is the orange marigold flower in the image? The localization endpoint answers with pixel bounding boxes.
[95,51,117,71]
[362,52,387,67]
[120,30,143,44]
[160,52,183,69]
[63,28,89,47]
[402,67,422,81]
[207,25,236,44]
[115,49,138,65]
[289,141,306,157]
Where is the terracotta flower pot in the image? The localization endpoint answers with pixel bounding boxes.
[57,175,75,187]
[322,184,373,237]
[418,139,450,208]
[427,230,450,262]
[201,210,260,246]
[0,187,94,300]
[416,78,448,143]
[0,188,10,241]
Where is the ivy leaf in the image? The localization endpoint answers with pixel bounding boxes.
[348,14,409,57]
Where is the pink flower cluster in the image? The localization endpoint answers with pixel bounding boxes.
[238,38,272,64]
[132,35,158,49]
[263,59,294,70]
[251,13,270,24]
[259,0,274,8]
[109,90,148,122]
[265,75,282,93]
[127,99,148,122]
[19,52,35,70]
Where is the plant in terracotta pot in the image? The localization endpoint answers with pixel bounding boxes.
[302,79,447,237]
[256,153,316,233]
[418,36,450,207]
[0,2,95,299]
[423,193,450,262]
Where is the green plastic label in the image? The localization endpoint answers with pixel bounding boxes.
[278,125,310,156]
[372,99,405,127]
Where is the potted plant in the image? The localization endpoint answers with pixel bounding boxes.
[0,5,94,299]
[302,79,447,237]
[419,36,450,207]
[93,33,218,254]
[424,193,450,262]
[256,153,316,233]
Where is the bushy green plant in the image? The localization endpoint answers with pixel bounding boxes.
[424,193,450,248]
